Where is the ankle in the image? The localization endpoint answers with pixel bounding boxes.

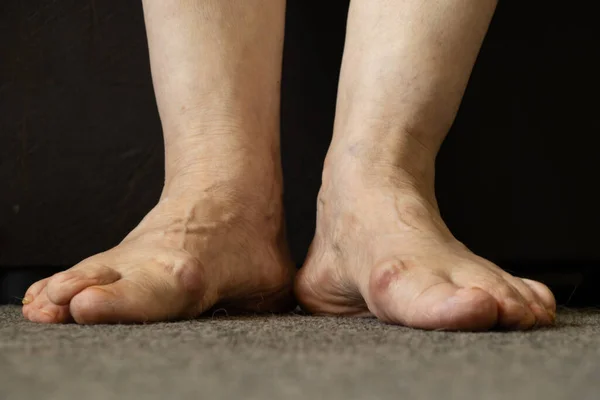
[159,171,282,230]
[162,134,282,202]
[322,138,437,198]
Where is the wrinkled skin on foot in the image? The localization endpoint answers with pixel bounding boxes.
[295,166,556,331]
[22,194,295,324]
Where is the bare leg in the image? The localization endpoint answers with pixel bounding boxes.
[296,0,556,330]
[23,0,294,323]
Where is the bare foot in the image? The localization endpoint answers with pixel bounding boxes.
[295,160,556,331]
[22,0,294,324]
[295,0,556,331]
[22,176,295,324]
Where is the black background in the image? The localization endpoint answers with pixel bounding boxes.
[1,1,599,304]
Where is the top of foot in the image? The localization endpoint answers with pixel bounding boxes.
[23,189,296,324]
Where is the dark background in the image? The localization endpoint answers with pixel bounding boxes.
[1,1,598,304]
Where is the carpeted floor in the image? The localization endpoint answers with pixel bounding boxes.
[1,306,600,400]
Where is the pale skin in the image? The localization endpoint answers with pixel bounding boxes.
[22,0,556,330]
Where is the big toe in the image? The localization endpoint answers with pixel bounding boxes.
[367,263,498,331]
[46,262,121,306]
[69,271,195,324]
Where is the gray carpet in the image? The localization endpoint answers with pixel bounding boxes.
[1,306,600,400]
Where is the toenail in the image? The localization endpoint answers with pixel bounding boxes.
[22,297,32,305]
[547,308,556,323]
[529,303,548,318]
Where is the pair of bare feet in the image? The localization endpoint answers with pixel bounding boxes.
[20,153,556,330]
[21,147,556,330]
[22,0,555,330]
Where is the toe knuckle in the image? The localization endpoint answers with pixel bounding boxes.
[86,266,114,281]
[369,258,413,294]
[474,276,516,300]
[49,271,75,285]
[171,254,206,295]
[494,283,519,300]
[511,281,537,302]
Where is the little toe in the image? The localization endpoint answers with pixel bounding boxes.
[23,278,50,319]
[46,264,121,306]
[23,277,50,305]
[521,278,556,321]
[505,277,552,326]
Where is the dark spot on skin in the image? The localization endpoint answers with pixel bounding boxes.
[347,143,361,157]
[331,241,343,257]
